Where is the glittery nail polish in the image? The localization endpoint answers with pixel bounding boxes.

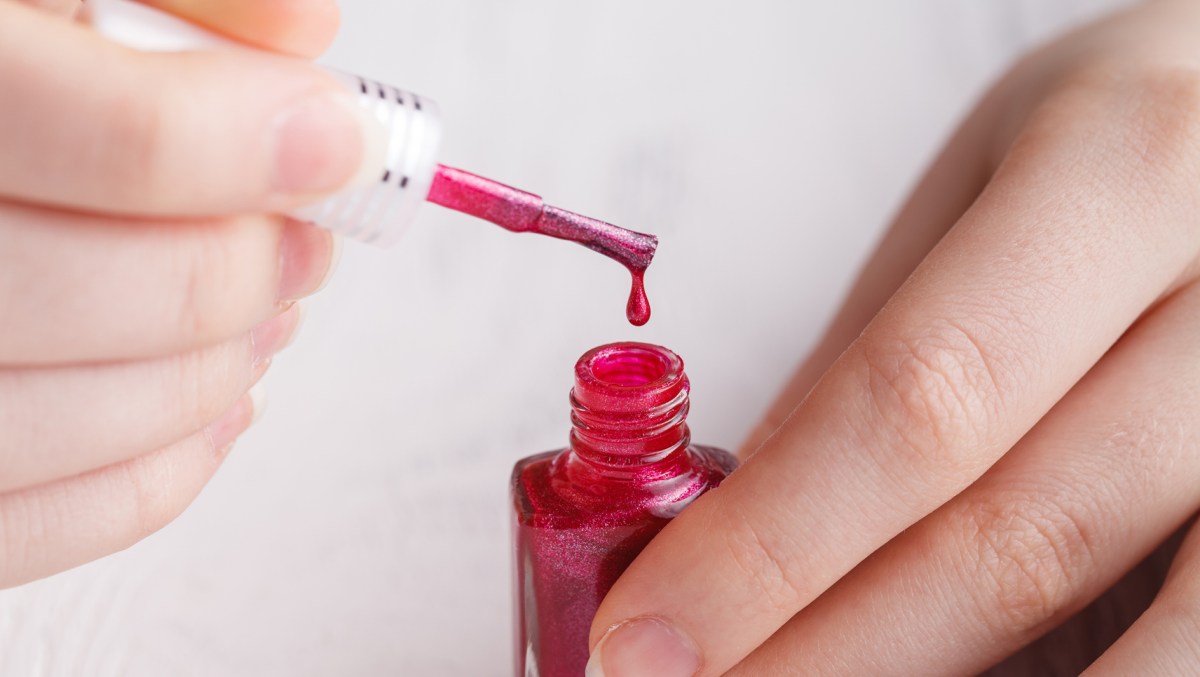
[511,343,736,676]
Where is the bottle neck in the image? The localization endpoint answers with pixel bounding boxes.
[566,343,693,480]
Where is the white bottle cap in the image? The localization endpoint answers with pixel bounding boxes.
[85,0,442,247]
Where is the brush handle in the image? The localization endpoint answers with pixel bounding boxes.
[85,0,443,246]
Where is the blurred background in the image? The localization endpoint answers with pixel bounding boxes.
[0,1,1130,674]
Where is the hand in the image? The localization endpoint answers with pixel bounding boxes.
[588,1,1200,674]
[0,0,357,588]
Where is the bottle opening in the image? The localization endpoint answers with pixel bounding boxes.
[590,347,669,387]
[573,343,687,413]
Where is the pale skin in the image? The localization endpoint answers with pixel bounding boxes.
[6,1,1200,675]
[589,1,1200,675]
[0,0,348,587]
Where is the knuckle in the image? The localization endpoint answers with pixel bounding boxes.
[720,507,808,613]
[0,445,200,587]
[1122,67,1200,160]
[1050,65,1200,182]
[166,215,279,348]
[168,223,237,341]
[857,320,1002,475]
[954,492,1096,633]
[120,450,188,539]
[95,84,172,202]
[167,349,210,426]
[1097,412,1188,499]
[165,341,248,430]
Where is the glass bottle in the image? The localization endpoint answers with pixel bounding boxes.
[511,342,737,676]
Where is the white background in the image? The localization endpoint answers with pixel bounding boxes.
[0,1,1130,675]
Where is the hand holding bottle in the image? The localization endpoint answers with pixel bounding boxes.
[588,1,1200,674]
[0,0,359,588]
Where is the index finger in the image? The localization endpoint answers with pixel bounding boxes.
[587,69,1200,675]
[0,2,376,216]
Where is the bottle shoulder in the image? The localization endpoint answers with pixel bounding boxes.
[511,444,736,528]
[691,444,739,476]
[510,449,560,479]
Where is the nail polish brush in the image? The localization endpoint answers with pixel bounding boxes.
[85,0,657,325]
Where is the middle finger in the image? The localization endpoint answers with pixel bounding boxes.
[0,201,333,364]
[0,304,299,492]
[731,279,1200,675]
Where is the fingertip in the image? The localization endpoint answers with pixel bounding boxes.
[278,219,338,301]
[137,0,341,58]
[251,302,304,365]
[204,391,255,453]
[587,617,701,677]
[244,0,341,58]
[290,0,341,58]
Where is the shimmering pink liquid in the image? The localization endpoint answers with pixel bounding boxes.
[511,343,736,676]
[427,165,657,326]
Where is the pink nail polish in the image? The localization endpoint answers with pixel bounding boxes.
[511,343,736,676]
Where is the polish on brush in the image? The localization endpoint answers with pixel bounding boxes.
[428,166,655,325]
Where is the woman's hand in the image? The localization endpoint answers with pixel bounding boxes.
[588,1,1200,674]
[0,0,361,588]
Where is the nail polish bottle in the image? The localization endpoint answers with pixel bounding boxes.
[511,343,737,676]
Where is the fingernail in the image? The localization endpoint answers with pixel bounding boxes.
[251,304,302,365]
[315,234,343,294]
[250,356,272,385]
[586,617,701,677]
[279,220,339,301]
[248,381,268,425]
[271,90,385,197]
[204,393,254,454]
[292,302,309,338]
